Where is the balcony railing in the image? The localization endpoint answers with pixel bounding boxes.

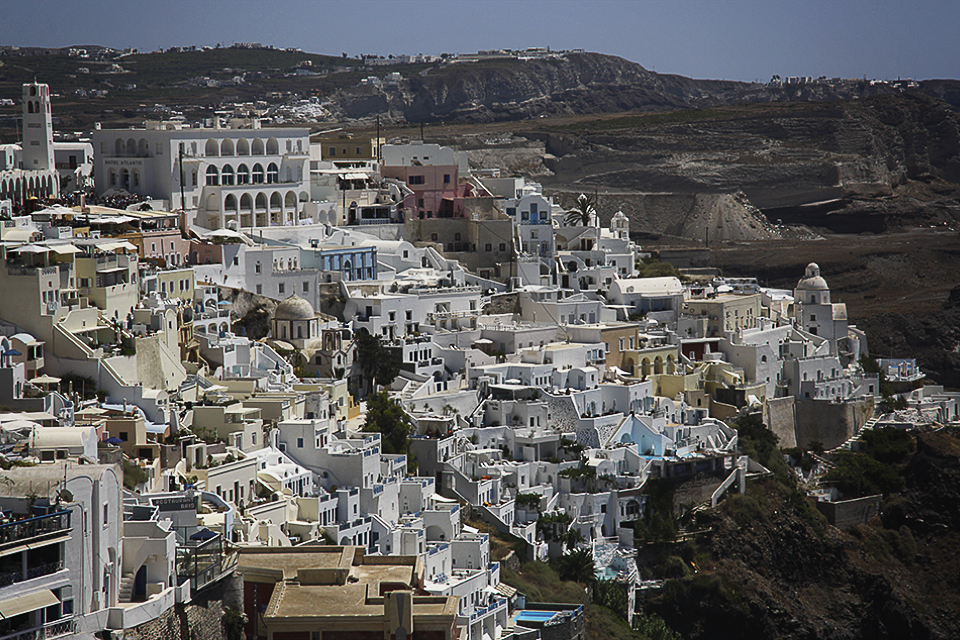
[0,511,71,547]
[0,618,76,640]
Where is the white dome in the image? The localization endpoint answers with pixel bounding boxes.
[796,263,828,291]
[274,295,316,320]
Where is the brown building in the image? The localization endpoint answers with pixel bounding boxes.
[239,546,460,640]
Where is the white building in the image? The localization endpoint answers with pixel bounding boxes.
[91,120,311,229]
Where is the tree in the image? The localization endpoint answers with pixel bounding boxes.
[564,193,597,227]
[363,391,413,455]
[557,548,596,585]
[354,329,400,393]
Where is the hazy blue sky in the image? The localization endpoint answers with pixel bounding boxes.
[3,0,957,82]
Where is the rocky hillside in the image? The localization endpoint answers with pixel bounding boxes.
[644,429,960,640]
[530,92,960,211]
[330,52,944,125]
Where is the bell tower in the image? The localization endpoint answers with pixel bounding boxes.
[22,82,55,175]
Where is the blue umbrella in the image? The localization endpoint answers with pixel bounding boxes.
[190,528,217,541]
[2,349,21,357]
[106,436,123,445]
[217,300,231,306]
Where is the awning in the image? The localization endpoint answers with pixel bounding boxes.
[96,241,138,252]
[1,229,38,242]
[48,245,82,255]
[341,173,368,180]
[9,245,49,254]
[0,589,59,618]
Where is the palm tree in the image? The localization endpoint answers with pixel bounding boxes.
[558,548,596,586]
[564,193,597,227]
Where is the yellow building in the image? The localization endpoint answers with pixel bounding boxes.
[682,293,762,337]
[238,546,460,640]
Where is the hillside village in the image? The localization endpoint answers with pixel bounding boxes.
[0,81,957,640]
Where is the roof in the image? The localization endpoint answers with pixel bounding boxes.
[613,277,683,296]
[796,263,829,291]
[274,295,317,320]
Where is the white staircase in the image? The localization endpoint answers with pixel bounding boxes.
[117,573,135,603]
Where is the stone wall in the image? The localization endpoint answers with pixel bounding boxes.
[795,397,874,450]
[485,293,520,316]
[126,576,243,640]
[764,396,798,448]
[816,494,882,529]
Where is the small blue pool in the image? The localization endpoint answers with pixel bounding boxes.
[515,611,558,623]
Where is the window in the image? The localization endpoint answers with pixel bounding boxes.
[256,284,262,294]
[443,174,451,184]
[103,503,109,525]
[485,243,492,252]
[810,314,816,321]
[255,262,262,274]
[205,165,219,186]
[252,163,264,183]
[499,243,506,251]
[233,256,239,266]
[329,147,336,157]
[297,438,304,448]
[266,163,279,183]
[278,283,285,294]
[408,175,424,185]
[431,233,438,241]
[303,281,309,292]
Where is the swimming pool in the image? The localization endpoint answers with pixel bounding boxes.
[515,610,558,623]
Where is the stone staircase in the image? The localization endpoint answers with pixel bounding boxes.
[828,414,881,454]
[117,573,135,604]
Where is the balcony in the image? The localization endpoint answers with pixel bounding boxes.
[0,511,71,548]
[0,618,76,640]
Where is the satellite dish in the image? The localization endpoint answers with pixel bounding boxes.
[58,489,73,503]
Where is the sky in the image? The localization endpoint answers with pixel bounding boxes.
[3,0,958,82]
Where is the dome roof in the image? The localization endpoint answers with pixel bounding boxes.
[274,295,316,320]
[796,262,828,291]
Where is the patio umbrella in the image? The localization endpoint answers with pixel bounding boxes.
[1,349,21,357]
[190,528,217,541]
[31,374,61,386]
[105,436,123,445]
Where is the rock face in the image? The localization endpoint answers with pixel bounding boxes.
[645,431,960,640]
[331,53,755,124]
[532,93,960,211]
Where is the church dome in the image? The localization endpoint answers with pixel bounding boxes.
[796,262,828,291]
[274,295,316,320]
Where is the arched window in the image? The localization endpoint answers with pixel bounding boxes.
[252,164,264,184]
[115,139,124,156]
[221,164,235,186]
[237,138,250,156]
[205,139,219,157]
[221,139,234,156]
[252,138,264,155]
[237,164,250,184]
[120,169,130,189]
[138,138,149,156]
[126,138,137,156]
[27,101,33,114]
[206,165,219,186]
[266,163,279,184]
[266,138,279,155]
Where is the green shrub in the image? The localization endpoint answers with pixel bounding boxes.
[823,452,903,498]
[722,493,767,526]
[861,427,915,464]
